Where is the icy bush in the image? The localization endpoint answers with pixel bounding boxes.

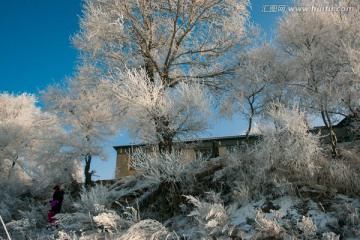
[215,104,321,200]
[254,210,283,239]
[252,102,321,182]
[18,202,49,228]
[233,181,251,205]
[320,159,360,195]
[297,216,317,238]
[122,205,140,223]
[93,211,121,231]
[120,219,177,240]
[213,150,262,200]
[5,218,35,240]
[339,202,360,228]
[73,184,116,213]
[0,190,51,240]
[322,232,340,240]
[55,211,95,231]
[57,230,80,240]
[0,193,24,222]
[269,174,295,197]
[55,185,128,233]
[0,177,31,203]
[129,148,210,218]
[131,148,207,186]
[350,115,360,139]
[185,191,237,238]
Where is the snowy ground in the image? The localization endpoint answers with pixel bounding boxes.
[1,140,359,239]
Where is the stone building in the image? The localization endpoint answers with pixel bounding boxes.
[114,116,357,178]
[113,135,258,178]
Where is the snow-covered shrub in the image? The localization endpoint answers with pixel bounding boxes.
[322,232,340,240]
[318,140,360,195]
[0,193,24,222]
[215,104,321,201]
[131,148,207,186]
[73,184,116,213]
[269,175,295,197]
[93,211,121,231]
[55,185,127,234]
[297,216,317,238]
[0,176,32,204]
[0,189,53,240]
[18,201,49,228]
[57,230,80,240]
[120,219,178,240]
[320,159,360,195]
[350,115,360,140]
[326,199,360,239]
[185,191,238,239]
[254,210,283,239]
[342,202,360,227]
[56,205,130,239]
[252,102,321,183]
[213,150,263,201]
[55,211,95,232]
[355,229,360,239]
[214,104,321,201]
[130,148,209,217]
[233,181,251,205]
[5,218,35,240]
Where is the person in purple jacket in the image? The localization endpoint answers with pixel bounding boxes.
[48,185,64,226]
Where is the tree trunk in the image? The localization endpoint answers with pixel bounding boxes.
[144,56,174,153]
[321,109,339,157]
[84,154,93,188]
[157,128,174,154]
[159,134,173,154]
[155,116,174,154]
[245,97,255,140]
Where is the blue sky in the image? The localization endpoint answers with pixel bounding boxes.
[0,0,288,180]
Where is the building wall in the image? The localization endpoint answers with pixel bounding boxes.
[219,146,228,156]
[182,148,196,162]
[115,149,138,178]
[114,138,255,178]
[114,124,357,178]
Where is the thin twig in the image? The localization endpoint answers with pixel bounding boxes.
[0,215,12,240]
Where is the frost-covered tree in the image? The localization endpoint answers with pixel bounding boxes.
[102,69,212,151]
[276,0,360,156]
[42,66,120,187]
[221,43,280,139]
[0,93,73,187]
[344,36,360,136]
[72,0,254,152]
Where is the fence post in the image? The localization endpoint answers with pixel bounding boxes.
[0,215,11,240]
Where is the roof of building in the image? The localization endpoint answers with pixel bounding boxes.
[113,116,354,150]
[336,115,356,128]
[113,134,260,150]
